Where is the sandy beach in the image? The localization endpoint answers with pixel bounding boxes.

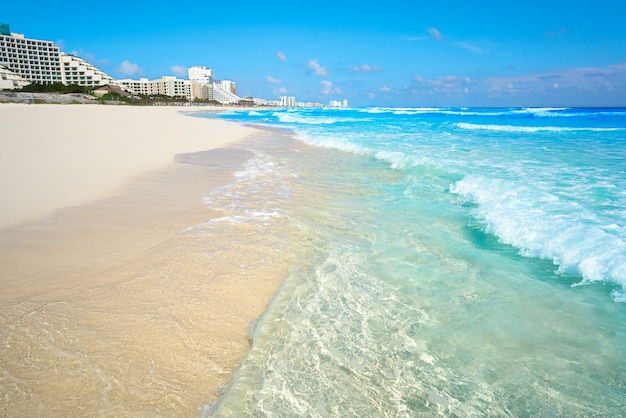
[0,104,291,416]
[0,104,255,229]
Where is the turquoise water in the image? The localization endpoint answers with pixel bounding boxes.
[200,108,626,416]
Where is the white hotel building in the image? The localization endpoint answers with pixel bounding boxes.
[117,68,240,104]
[1,24,242,104]
[116,76,193,100]
[188,66,240,103]
[0,23,114,89]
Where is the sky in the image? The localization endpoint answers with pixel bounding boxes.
[3,1,626,107]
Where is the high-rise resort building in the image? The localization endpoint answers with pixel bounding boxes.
[188,65,214,84]
[0,23,114,89]
[187,66,240,104]
[0,24,243,104]
[280,96,297,107]
[329,99,349,108]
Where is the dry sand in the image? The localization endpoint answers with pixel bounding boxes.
[0,104,253,229]
[0,104,291,416]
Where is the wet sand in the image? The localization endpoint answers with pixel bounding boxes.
[0,104,291,416]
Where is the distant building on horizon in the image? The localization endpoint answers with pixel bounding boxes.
[117,67,240,104]
[187,66,240,104]
[0,23,115,89]
[280,95,296,107]
[275,95,324,108]
[329,99,348,108]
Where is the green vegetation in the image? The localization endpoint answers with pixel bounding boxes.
[124,94,224,106]
[133,94,188,106]
[95,93,130,104]
[18,83,91,94]
[189,98,223,106]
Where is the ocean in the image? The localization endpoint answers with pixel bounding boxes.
[198,107,626,416]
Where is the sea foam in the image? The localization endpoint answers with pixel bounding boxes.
[456,122,622,132]
[451,174,626,298]
[206,106,626,417]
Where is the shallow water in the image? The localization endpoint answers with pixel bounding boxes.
[202,108,626,416]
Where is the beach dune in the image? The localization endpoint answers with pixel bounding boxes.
[0,104,289,416]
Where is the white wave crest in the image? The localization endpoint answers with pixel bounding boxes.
[374,150,437,169]
[450,174,626,300]
[273,112,358,125]
[514,107,570,114]
[359,107,442,115]
[295,132,369,155]
[456,122,621,133]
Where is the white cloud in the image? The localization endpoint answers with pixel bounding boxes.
[276,51,287,62]
[274,86,288,95]
[308,59,329,77]
[428,27,443,41]
[70,50,109,67]
[414,74,472,95]
[170,65,187,77]
[455,41,489,54]
[85,53,109,67]
[320,80,341,95]
[350,64,381,73]
[266,76,282,85]
[117,60,143,76]
[485,62,626,98]
[407,62,626,106]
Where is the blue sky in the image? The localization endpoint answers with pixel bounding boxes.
[3,1,626,106]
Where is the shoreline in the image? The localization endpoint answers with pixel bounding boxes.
[0,104,294,415]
